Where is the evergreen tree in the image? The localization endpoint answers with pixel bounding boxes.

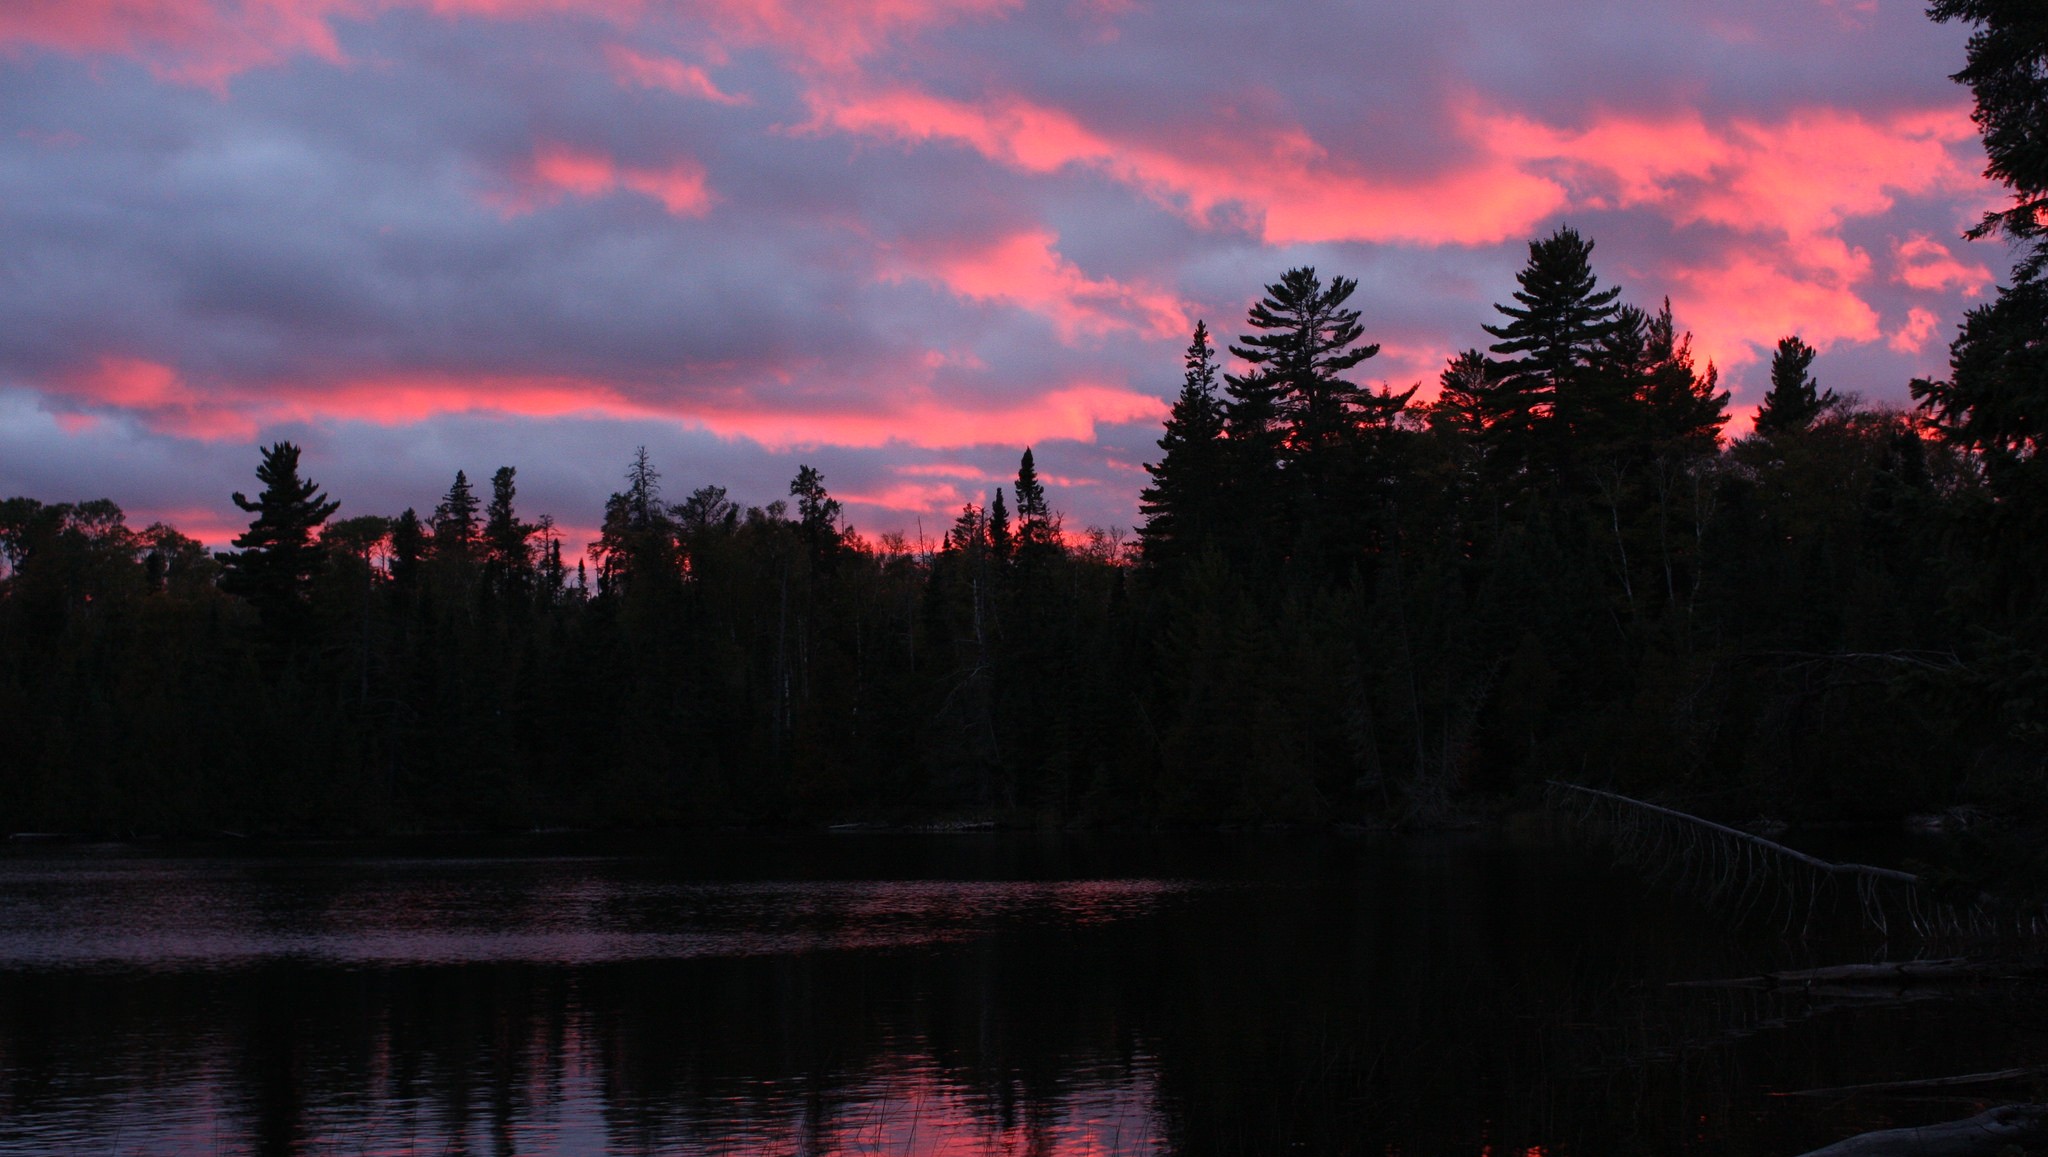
[1754,336,1837,437]
[1915,0,2048,566]
[790,464,844,565]
[1139,321,1229,568]
[431,470,480,563]
[1634,300,1729,456]
[482,466,536,590]
[988,487,1013,562]
[1014,448,1055,556]
[592,448,677,597]
[1428,349,1495,435]
[1929,0,2047,261]
[389,508,425,591]
[1228,268,1382,459]
[219,442,340,635]
[1479,227,1625,480]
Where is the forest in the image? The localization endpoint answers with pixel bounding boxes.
[1,2,2041,871]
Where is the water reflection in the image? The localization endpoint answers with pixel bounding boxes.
[0,834,2044,1155]
[0,860,1187,967]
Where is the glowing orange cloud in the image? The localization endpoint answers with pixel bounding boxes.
[883,229,1187,342]
[487,142,712,217]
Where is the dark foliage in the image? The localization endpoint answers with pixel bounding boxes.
[2,0,2042,843]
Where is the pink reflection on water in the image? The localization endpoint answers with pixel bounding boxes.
[0,864,1192,968]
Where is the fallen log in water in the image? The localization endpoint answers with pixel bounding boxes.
[1794,1103,2048,1156]
[1673,959,2032,989]
[1544,781,2016,938]
[1775,1067,2048,1099]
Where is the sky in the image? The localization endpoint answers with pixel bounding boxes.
[0,0,2015,550]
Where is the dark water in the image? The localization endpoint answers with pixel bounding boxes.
[1,831,2042,1156]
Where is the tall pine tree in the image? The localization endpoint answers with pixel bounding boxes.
[1479,227,1624,485]
[220,442,341,639]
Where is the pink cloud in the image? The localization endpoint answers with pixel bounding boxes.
[1894,233,1992,296]
[486,142,712,217]
[604,44,748,104]
[691,0,1017,72]
[1484,106,1982,241]
[814,86,1568,246]
[1887,306,1942,353]
[42,357,1165,453]
[836,480,968,512]
[1666,252,1880,379]
[894,462,998,481]
[883,229,1186,342]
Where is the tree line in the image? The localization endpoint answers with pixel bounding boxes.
[0,0,2040,854]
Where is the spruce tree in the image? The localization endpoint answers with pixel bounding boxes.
[483,466,536,591]
[1138,321,1228,567]
[219,441,340,636]
[1754,336,1837,437]
[389,508,425,592]
[988,486,1013,561]
[1014,448,1054,556]
[431,470,480,563]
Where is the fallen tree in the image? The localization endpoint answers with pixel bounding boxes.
[1795,1103,2048,1156]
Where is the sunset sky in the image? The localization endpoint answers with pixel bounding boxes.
[0,0,2013,548]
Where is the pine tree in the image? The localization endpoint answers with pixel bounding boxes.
[1634,300,1729,456]
[1754,336,1837,437]
[1479,227,1625,480]
[1139,321,1228,567]
[790,464,844,565]
[1428,349,1495,435]
[219,442,340,636]
[1228,268,1382,458]
[1929,0,2047,261]
[1914,0,2048,556]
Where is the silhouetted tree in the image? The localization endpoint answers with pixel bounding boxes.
[1139,321,1229,568]
[1014,449,1055,559]
[219,442,340,638]
[790,464,844,567]
[988,487,1013,562]
[1754,337,1837,437]
[431,471,480,564]
[483,466,536,594]
[1479,227,1625,485]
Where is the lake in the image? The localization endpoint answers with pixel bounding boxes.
[0,829,2041,1155]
